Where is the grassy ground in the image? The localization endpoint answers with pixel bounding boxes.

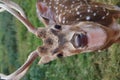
[0,0,120,80]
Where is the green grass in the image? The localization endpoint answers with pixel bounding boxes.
[0,0,120,80]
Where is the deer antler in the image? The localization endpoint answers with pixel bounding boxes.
[0,50,39,80]
[0,0,37,34]
[0,0,40,80]
[0,0,26,18]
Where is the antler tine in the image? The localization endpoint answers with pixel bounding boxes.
[0,1,37,35]
[0,0,26,18]
[0,50,39,80]
[0,7,5,12]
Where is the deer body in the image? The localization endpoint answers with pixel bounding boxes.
[37,0,120,26]
[0,0,120,80]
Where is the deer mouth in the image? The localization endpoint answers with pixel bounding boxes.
[71,33,88,48]
[71,27,107,50]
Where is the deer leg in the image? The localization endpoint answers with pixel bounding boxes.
[0,1,37,35]
[0,50,39,80]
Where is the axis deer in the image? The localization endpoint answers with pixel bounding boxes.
[0,0,120,80]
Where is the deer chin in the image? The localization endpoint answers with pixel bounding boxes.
[86,27,107,50]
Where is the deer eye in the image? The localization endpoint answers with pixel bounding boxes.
[54,25,62,30]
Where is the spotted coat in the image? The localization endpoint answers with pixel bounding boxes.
[37,0,120,26]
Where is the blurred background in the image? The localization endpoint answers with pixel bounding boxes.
[0,0,120,80]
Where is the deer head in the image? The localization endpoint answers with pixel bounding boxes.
[0,0,120,80]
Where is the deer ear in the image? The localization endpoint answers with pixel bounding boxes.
[36,2,56,26]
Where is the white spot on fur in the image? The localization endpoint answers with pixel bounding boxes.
[86,16,91,20]
[102,16,105,19]
[80,15,82,17]
[87,9,91,12]
[77,11,80,15]
[93,13,96,16]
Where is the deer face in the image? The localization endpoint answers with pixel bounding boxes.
[36,21,114,64]
[35,0,120,64]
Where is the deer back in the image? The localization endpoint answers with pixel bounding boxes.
[36,0,120,27]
